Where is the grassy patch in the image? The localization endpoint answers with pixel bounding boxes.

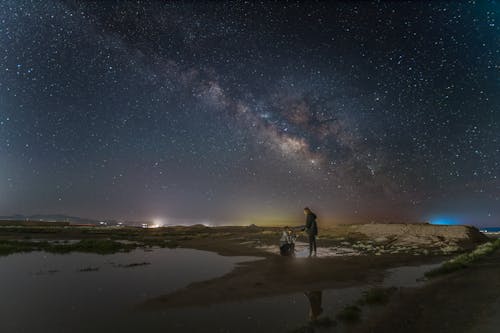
[290,316,336,332]
[0,239,39,256]
[331,287,397,326]
[0,226,63,234]
[425,239,500,278]
[50,239,137,254]
[0,236,180,257]
[141,238,178,248]
[35,269,59,275]
[336,305,361,322]
[78,266,100,272]
[358,287,397,305]
[0,239,137,256]
[118,262,151,268]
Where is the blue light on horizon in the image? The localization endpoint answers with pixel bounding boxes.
[429,217,461,226]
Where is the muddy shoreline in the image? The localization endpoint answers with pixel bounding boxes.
[354,248,500,333]
[1,223,498,332]
[142,253,444,309]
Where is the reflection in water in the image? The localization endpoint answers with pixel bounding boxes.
[305,290,323,321]
[0,249,441,333]
[0,249,259,333]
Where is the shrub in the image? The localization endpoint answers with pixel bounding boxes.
[359,287,397,305]
[336,305,361,322]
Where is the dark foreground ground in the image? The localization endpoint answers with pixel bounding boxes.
[355,247,500,333]
[1,223,498,332]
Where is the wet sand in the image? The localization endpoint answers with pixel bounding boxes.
[2,223,498,332]
[141,233,500,333]
[142,252,441,309]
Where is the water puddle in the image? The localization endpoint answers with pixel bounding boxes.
[0,248,441,332]
[382,262,441,287]
[134,263,442,332]
[0,248,259,333]
[258,241,363,257]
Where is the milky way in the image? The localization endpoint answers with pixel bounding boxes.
[0,1,498,226]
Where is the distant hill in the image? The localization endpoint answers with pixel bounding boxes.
[0,214,101,225]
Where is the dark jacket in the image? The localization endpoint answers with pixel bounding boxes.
[305,213,318,236]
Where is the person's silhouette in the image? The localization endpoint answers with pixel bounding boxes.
[303,207,318,256]
[304,290,323,321]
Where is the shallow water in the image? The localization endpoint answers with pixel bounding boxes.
[0,248,441,333]
[135,287,363,332]
[259,241,362,257]
[382,262,441,287]
[0,248,259,333]
[133,263,441,333]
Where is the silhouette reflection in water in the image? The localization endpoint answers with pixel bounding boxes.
[304,290,323,321]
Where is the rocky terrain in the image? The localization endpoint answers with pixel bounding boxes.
[257,223,488,257]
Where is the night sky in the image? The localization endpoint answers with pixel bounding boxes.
[0,1,498,226]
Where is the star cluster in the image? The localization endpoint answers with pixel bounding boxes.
[0,1,498,225]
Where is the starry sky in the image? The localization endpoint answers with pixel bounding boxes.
[0,1,498,226]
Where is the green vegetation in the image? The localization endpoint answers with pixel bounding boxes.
[0,240,31,256]
[331,286,397,326]
[118,262,151,268]
[0,226,63,234]
[290,316,336,333]
[358,287,397,305]
[58,239,137,254]
[141,238,178,248]
[0,239,140,256]
[327,240,496,326]
[425,239,500,278]
[78,266,100,272]
[0,224,189,256]
[336,305,361,322]
[291,287,397,331]
[35,269,59,275]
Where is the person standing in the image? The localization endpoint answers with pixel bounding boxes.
[303,207,318,257]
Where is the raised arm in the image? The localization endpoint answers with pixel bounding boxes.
[305,214,314,229]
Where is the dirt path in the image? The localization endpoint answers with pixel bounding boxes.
[355,250,500,333]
